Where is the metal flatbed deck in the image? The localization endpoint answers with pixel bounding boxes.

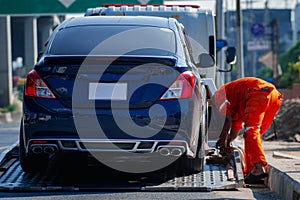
[0,143,244,192]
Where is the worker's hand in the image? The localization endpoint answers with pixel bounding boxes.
[216,137,227,149]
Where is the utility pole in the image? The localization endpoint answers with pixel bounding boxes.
[216,0,225,86]
[0,16,13,107]
[264,0,269,27]
[236,0,244,78]
[270,19,279,85]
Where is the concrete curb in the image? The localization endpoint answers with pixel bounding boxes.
[236,138,300,199]
[266,155,300,200]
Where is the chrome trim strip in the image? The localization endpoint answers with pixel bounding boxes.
[28,139,189,154]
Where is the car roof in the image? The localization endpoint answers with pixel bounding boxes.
[61,16,171,29]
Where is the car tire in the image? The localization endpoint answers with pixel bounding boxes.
[19,123,49,173]
[204,101,209,145]
[180,103,207,174]
[180,147,204,175]
[185,125,205,174]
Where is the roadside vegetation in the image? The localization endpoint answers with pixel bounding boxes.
[258,40,300,89]
[0,104,18,114]
[0,77,24,116]
[277,40,300,88]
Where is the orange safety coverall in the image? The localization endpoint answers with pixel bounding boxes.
[213,77,283,174]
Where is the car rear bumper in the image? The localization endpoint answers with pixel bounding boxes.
[26,138,190,157]
[22,98,198,158]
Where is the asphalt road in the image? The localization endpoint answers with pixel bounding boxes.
[0,122,20,154]
[0,189,282,199]
[0,122,282,199]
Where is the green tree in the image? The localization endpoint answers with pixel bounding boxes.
[257,66,273,80]
[277,40,300,88]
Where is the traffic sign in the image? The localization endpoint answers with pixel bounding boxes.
[250,23,265,37]
[247,40,270,51]
[0,0,163,15]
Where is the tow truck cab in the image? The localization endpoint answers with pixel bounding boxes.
[85,4,217,86]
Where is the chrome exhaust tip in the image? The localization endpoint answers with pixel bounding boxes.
[31,146,43,154]
[158,148,170,156]
[44,146,57,154]
[171,148,183,157]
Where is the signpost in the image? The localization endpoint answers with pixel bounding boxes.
[0,0,163,15]
[247,40,270,51]
[248,22,267,77]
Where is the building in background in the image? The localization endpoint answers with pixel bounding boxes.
[296,3,300,40]
[0,0,163,107]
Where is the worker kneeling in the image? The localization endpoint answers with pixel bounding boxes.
[213,77,283,184]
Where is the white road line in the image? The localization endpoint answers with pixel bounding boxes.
[0,127,19,131]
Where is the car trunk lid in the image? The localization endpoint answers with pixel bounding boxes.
[36,55,179,109]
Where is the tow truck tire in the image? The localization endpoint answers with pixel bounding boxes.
[19,125,49,173]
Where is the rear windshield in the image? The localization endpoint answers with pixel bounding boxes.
[49,25,176,56]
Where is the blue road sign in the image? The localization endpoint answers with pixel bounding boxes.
[251,23,265,37]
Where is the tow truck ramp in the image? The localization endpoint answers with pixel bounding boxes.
[0,143,244,192]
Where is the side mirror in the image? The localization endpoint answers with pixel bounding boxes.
[197,53,215,68]
[226,47,236,64]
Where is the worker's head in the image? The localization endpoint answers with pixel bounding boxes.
[212,85,230,116]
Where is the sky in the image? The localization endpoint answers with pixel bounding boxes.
[165,0,299,12]
[66,0,300,20]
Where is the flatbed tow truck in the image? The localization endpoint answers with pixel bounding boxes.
[0,141,244,192]
[0,5,245,193]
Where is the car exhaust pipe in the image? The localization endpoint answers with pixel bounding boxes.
[31,146,43,154]
[171,148,183,157]
[44,146,57,154]
[158,148,170,156]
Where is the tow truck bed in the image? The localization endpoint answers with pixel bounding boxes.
[0,142,244,192]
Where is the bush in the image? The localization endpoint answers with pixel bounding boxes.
[0,104,18,113]
[17,78,25,101]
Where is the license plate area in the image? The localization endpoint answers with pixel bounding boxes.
[88,83,127,100]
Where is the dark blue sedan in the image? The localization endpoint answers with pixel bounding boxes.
[20,16,213,174]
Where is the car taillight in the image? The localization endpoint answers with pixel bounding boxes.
[160,71,196,100]
[25,70,56,99]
